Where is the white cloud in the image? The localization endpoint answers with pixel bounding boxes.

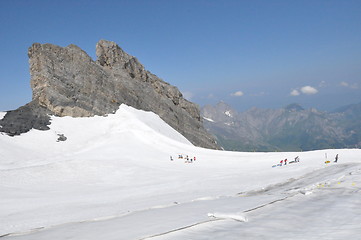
[290,89,300,96]
[340,81,359,89]
[300,86,318,95]
[351,83,359,89]
[319,81,327,87]
[182,91,193,100]
[290,86,318,96]
[340,81,349,87]
[230,91,244,97]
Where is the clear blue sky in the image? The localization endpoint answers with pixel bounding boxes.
[1,0,360,112]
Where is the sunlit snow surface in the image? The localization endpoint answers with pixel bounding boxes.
[0,105,360,240]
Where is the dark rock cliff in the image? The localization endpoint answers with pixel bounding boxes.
[0,40,219,149]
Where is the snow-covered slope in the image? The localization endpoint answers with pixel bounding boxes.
[0,105,360,239]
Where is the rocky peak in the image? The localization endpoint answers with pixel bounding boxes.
[0,40,219,149]
[96,40,148,81]
[96,40,131,68]
[202,101,238,123]
[284,103,304,112]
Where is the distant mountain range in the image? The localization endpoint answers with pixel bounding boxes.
[201,102,361,151]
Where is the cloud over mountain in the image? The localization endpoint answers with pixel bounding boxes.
[291,86,318,96]
[290,89,300,96]
[300,86,318,95]
[230,91,244,97]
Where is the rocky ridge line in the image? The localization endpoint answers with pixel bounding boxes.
[0,40,219,149]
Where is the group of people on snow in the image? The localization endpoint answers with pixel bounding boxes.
[170,154,197,163]
[277,156,300,167]
[274,153,339,167]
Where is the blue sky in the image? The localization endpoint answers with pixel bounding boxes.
[0,0,360,112]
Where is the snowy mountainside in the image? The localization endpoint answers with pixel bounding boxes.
[0,105,361,239]
[0,104,192,169]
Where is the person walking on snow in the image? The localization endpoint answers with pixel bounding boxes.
[284,159,288,165]
[280,160,283,166]
[334,154,339,163]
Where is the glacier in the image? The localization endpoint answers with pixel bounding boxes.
[0,104,360,239]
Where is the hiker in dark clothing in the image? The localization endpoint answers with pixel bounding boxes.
[334,154,339,163]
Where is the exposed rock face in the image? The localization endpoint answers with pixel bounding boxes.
[0,40,219,149]
[0,101,51,136]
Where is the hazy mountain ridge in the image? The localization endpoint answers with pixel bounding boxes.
[202,102,361,151]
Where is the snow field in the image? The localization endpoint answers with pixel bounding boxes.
[0,104,360,239]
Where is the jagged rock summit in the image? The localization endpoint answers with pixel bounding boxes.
[0,40,219,149]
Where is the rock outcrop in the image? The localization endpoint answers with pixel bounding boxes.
[0,40,219,149]
[0,101,51,136]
